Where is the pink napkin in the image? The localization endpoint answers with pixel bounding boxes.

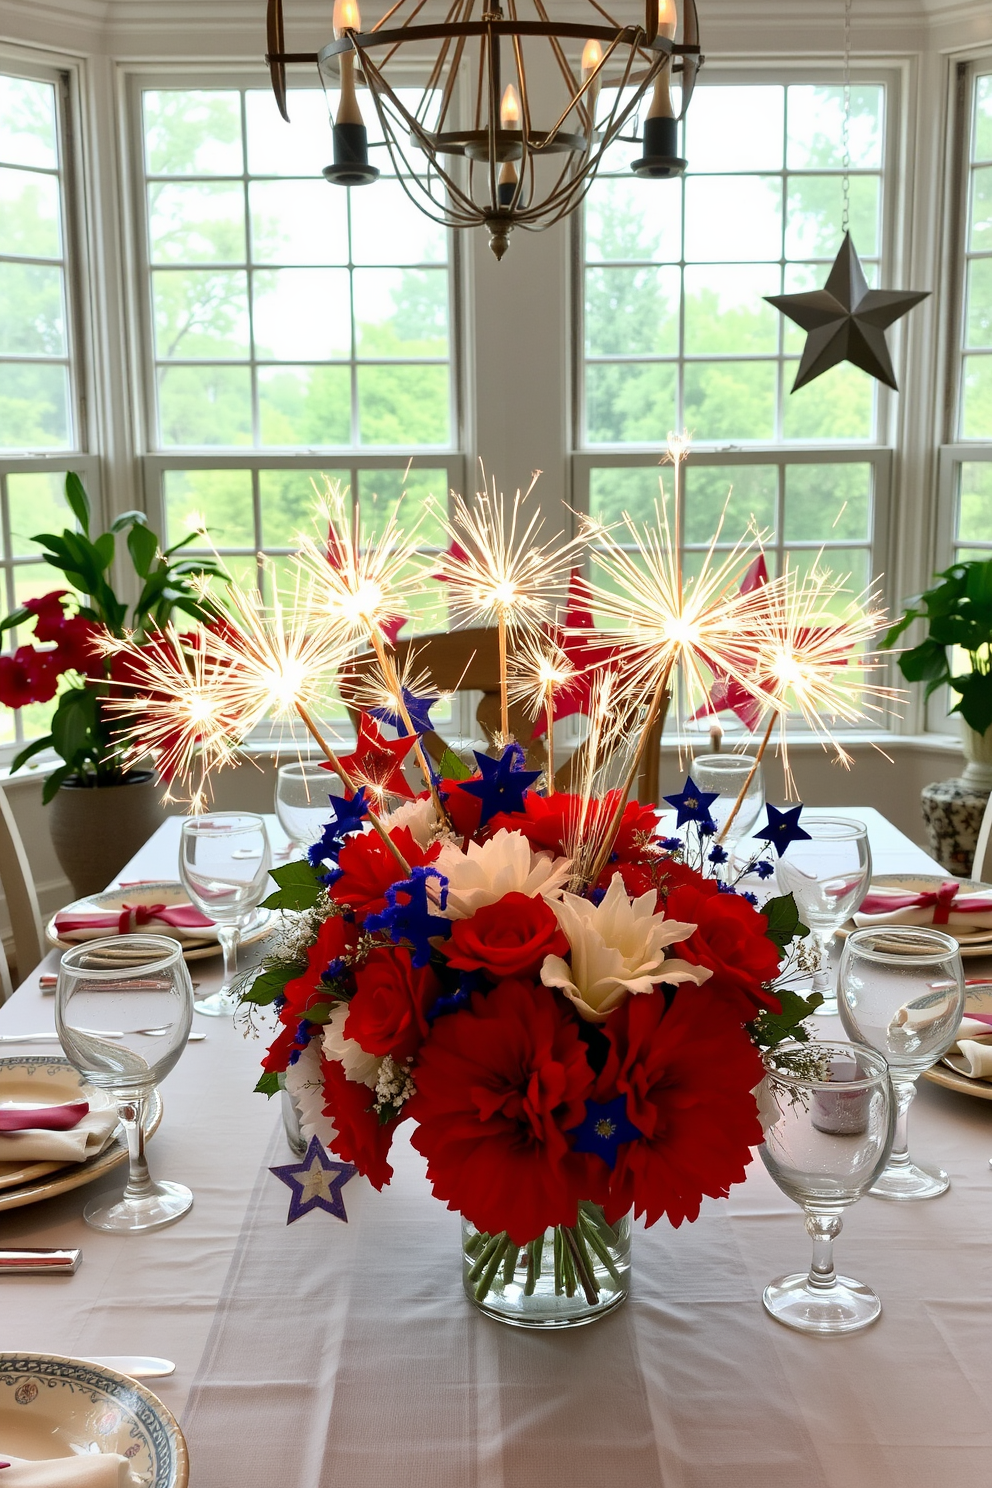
[0,1454,141,1486]
[54,903,214,937]
[0,1101,88,1133]
[855,882,992,932]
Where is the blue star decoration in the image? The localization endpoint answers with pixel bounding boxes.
[570,1095,643,1168]
[307,788,370,868]
[461,743,541,827]
[663,775,719,829]
[270,1135,357,1224]
[756,804,812,858]
[366,865,452,967]
[369,686,438,738]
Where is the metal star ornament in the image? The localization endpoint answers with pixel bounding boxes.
[765,233,929,392]
[270,1136,358,1224]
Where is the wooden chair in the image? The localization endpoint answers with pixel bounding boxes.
[343,628,668,803]
[0,786,44,995]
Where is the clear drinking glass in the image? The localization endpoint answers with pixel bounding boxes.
[179,813,272,1018]
[839,925,965,1200]
[275,761,338,855]
[759,1039,894,1334]
[690,753,765,864]
[56,935,194,1233]
[773,816,872,1016]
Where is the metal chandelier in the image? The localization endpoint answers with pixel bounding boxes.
[265,0,703,258]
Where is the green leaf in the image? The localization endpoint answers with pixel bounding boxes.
[949,671,992,734]
[749,986,824,1049]
[127,521,160,577]
[64,472,91,536]
[242,962,302,1007]
[254,1071,282,1098]
[299,1000,335,1025]
[260,858,324,912]
[0,606,31,635]
[42,761,76,804]
[761,892,809,951]
[9,734,54,772]
[898,639,949,685]
[110,510,148,533]
[438,746,472,781]
[880,608,922,649]
[50,687,98,766]
[92,532,115,572]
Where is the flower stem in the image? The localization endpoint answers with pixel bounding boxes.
[564,1223,600,1306]
[577,1209,621,1286]
[502,1244,519,1286]
[475,1235,511,1302]
[524,1236,542,1296]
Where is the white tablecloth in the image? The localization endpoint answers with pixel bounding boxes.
[2,809,992,1487]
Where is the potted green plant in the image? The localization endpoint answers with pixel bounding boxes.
[0,473,228,896]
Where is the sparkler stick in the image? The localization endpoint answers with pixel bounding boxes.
[716,711,776,845]
[585,659,674,887]
[545,692,555,792]
[368,629,450,824]
[295,699,411,874]
[498,613,509,741]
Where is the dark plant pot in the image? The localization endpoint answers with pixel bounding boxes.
[49,771,168,899]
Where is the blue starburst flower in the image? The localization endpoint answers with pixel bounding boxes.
[708,845,728,865]
[755,859,776,880]
[569,1095,642,1168]
[461,743,541,826]
[369,686,438,738]
[663,775,719,829]
[307,788,370,867]
[755,804,811,858]
[365,865,451,968]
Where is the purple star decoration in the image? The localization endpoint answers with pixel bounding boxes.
[270,1135,358,1224]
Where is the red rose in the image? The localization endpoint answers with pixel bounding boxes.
[321,1054,396,1189]
[408,978,598,1243]
[329,827,440,921]
[664,883,782,1019]
[596,986,764,1227]
[442,891,568,980]
[345,946,440,1062]
[655,857,712,897]
[280,913,359,1023]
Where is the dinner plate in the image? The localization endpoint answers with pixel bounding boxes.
[0,1057,116,1193]
[842,874,992,958]
[0,1353,187,1487]
[923,984,992,1101]
[46,881,274,963]
[0,1058,162,1213]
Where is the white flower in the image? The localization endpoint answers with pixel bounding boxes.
[435,828,571,919]
[322,1001,382,1088]
[381,796,439,850]
[752,1077,779,1135]
[285,1039,337,1148]
[540,871,712,1023]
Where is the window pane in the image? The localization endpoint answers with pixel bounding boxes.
[0,362,70,449]
[683,265,780,355]
[245,89,333,177]
[974,75,992,163]
[684,465,777,545]
[786,173,879,259]
[684,361,777,442]
[786,545,870,596]
[786,86,883,170]
[249,180,349,265]
[157,365,252,447]
[782,362,875,441]
[585,178,682,264]
[350,179,448,265]
[252,268,351,360]
[683,176,782,261]
[958,462,992,542]
[0,166,61,258]
[966,257,992,349]
[0,262,65,354]
[961,355,992,440]
[153,269,250,359]
[258,365,350,446]
[259,469,330,548]
[147,182,246,264]
[353,268,448,358]
[164,468,254,548]
[7,471,71,555]
[586,266,679,357]
[357,467,448,547]
[0,76,57,170]
[590,466,665,526]
[784,464,871,542]
[586,363,677,443]
[684,87,784,172]
[143,91,243,176]
[357,364,449,445]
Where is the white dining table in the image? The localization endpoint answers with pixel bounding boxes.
[2,807,992,1488]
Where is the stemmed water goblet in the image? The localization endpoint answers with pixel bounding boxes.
[759,1039,894,1333]
[839,925,965,1200]
[773,816,872,1015]
[179,812,272,1018]
[275,761,338,857]
[689,753,765,874]
[56,934,194,1233]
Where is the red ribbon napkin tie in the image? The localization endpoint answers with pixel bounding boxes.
[0,1100,89,1132]
[54,902,214,936]
[859,881,992,924]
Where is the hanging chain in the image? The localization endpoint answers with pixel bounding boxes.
[841,0,852,234]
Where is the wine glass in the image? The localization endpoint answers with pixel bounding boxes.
[179,813,272,1018]
[275,761,338,855]
[689,753,765,869]
[773,816,872,1016]
[839,925,965,1200]
[56,935,194,1233]
[759,1039,894,1334]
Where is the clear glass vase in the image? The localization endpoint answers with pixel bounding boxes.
[461,1203,631,1328]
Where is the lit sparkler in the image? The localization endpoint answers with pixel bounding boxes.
[507,633,577,792]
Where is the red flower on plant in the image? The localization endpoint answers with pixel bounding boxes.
[442,891,569,980]
[408,978,598,1243]
[23,590,70,642]
[329,827,440,921]
[52,617,104,678]
[664,882,782,1019]
[0,646,61,708]
[321,1054,396,1190]
[345,946,440,1062]
[596,985,765,1227]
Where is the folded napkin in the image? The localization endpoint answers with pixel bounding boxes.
[855,881,992,933]
[0,1453,141,1486]
[944,1015,992,1080]
[0,1102,118,1163]
[54,902,214,944]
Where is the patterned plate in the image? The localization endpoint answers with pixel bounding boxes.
[843,874,992,958]
[924,984,992,1101]
[46,881,274,963]
[0,1353,187,1486]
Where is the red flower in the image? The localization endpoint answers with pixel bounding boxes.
[321,1054,396,1189]
[280,913,359,1024]
[23,590,70,642]
[0,646,60,708]
[260,1021,305,1075]
[408,979,597,1243]
[491,792,659,867]
[437,779,483,837]
[52,617,104,678]
[597,986,764,1227]
[655,857,710,897]
[329,827,440,921]
[664,883,782,1018]
[442,891,568,980]
[345,946,440,1062]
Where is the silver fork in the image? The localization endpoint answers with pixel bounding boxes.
[0,1028,207,1043]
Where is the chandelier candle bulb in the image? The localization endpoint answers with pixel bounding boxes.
[324,0,379,184]
[580,39,603,120]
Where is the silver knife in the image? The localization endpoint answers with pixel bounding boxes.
[0,1248,81,1274]
[82,1356,176,1380]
